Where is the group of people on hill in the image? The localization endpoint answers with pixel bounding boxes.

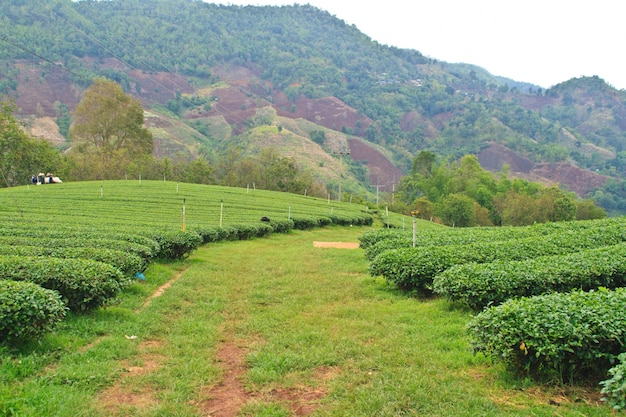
[31,173,62,185]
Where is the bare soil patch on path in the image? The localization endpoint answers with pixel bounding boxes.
[313,241,359,249]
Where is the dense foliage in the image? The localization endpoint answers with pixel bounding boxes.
[0,256,125,311]
[395,152,606,226]
[434,243,626,310]
[369,221,626,293]
[600,352,626,410]
[468,288,626,384]
[0,280,67,343]
[0,101,61,186]
[0,244,145,276]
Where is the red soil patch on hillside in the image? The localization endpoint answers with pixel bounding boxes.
[348,139,403,192]
[478,143,608,196]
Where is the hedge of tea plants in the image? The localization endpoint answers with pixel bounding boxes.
[359,217,625,260]
[0,245,145,276]
[433,242,626,310]
[368,219,626,292]
[362,217,626,393]
[0,255,126,312]
[600,352,626,410]
[0,280,67,343]
[467,288,626,384]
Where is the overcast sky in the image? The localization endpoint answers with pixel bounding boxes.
[208,0,625,90]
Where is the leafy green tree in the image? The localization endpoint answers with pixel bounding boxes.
[538,186,577,222]
[69,78,152,179]
[493,190,540,226]
[575,199,607,220]
[435,193,476,227]
[410,150,437,176]
[0,101,61,187]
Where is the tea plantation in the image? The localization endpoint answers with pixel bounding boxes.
[360,217,626,407]
[0,180,374,343]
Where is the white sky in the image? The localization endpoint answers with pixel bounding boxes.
[209,0,625,90]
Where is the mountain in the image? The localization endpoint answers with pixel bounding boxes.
[1,0,626,208]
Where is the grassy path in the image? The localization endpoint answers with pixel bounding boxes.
[2,226,610,416]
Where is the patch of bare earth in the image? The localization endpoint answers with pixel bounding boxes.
[97,340,166,414]
[313,241,359,249]
[269,367,338,415]
[202,341,250,417]
[201,342,336,416]
[490,385,604,410]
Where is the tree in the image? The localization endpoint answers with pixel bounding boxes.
[69,78,152,178]
[435,193,476,227]
[575,199,607,220]
[0,101,61,187]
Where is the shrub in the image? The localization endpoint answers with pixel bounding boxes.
[371,225,626,293]
[328,214,354,226]
[0,256,124,311]
[600,352,626,411]
[360,217,626,256]
[254,222,274,238]
[0,280,67,343]
[268,219,294,233]
[358,228,410,250]
[291,216,320,230]
[468,288,626,383]
[234,223,260,240]
[0,236,155,265]
[215,226,239,241]
[0,245,147,276]
[433,243,626,310]
[150,230,202,259]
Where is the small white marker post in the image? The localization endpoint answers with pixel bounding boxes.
[100,185,103,198]
[386,205,389,228]
[220,199,224,227]
[182,198,186,232]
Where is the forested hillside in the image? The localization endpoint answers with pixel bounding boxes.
[1,0,626,211]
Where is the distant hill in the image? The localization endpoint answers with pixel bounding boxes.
[1,0,626,208]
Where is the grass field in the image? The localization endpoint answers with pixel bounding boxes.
[0,223,612,416]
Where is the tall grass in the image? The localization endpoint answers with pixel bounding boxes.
[0,226,609,416]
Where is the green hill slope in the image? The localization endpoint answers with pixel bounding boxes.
[1,0,626,208]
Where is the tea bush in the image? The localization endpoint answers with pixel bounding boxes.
[434,242,626,310]
[360,217,626,261]
[468,288,626,383]
[0,280,67,343]
[0,235,156,265]
[0,245,146,276]
[291,215,324,230]
[150,230,203,259]
[371,224,626,293]
[600,352,626,411]
[0,256,125,311]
